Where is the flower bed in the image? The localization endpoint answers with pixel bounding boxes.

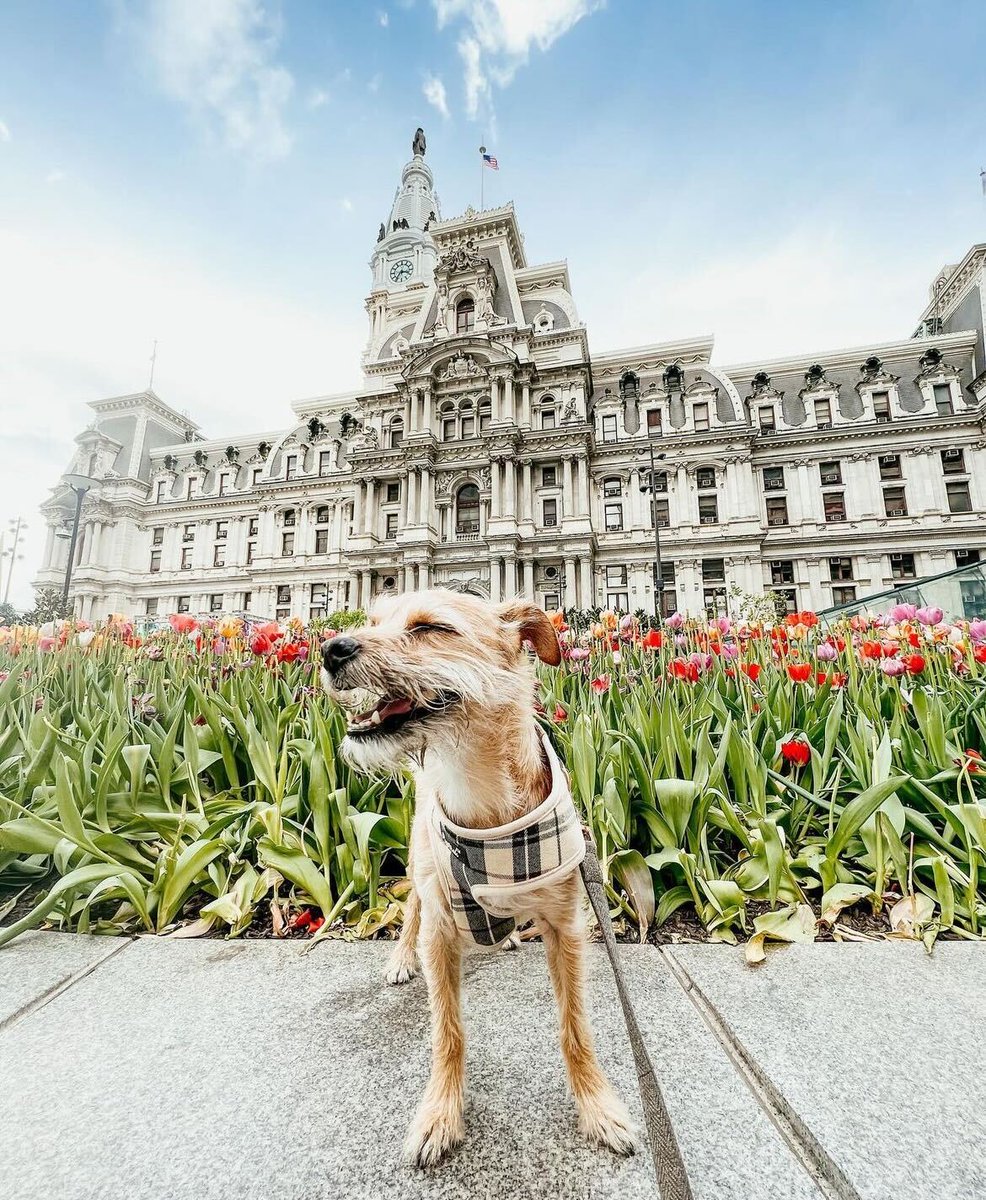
[1,606,985,956]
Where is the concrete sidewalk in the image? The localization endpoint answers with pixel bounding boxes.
[0,934,982,1200]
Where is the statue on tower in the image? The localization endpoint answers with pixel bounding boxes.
[413,127,426,157]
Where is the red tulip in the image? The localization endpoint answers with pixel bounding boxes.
[974,646,986,665]
[780,739,811,767]
[290,910,313,931]
[902,654,926,674]
[669,660,700,682]
[642,629,663,649]
[552,705,567,723]
[250,633,273,656]
[741,662,761,682]
[308,916,325,934]
[169,614,198,635]
[787,663,812,683]
[590,674,610,693]
[861,640,882,659]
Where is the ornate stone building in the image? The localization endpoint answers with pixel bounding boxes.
[35,134,986,620]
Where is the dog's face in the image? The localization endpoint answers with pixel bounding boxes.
[320,590,560,773]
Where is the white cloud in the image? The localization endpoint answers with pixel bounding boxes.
[122,0,295,161]
[0,220,363,610]
[307,87,329,109]
[423,74,450,120]
[377,10,389,26]
[433,0,602,118]
[340,197,354,212]
[0,120,10,142]
[46,169,66,184]
[367,72,382,93]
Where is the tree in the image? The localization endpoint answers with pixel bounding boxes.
[0,601,20,626]
[24,587,69,625]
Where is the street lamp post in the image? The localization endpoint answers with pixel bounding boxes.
[1,516,27,606]
[58,474,99,613]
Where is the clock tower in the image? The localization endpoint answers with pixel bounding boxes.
[369,129,441,293]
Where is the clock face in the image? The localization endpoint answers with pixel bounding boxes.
[390,259,413,283]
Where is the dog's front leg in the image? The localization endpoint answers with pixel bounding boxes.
[385,883,420,985]
[541,897,636,1155]
[404,916,466,1166]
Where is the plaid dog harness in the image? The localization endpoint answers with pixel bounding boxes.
[428,734,586,947]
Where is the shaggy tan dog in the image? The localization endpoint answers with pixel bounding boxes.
[321,590,635,1167]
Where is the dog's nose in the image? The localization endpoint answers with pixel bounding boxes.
[322,635,360,672]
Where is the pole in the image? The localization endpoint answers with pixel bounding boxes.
[479,144,485,210]
[649,440,664,621]
[61,486,87,612]
[2,516,22,604]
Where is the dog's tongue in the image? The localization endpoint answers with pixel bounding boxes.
[355,696,414,722]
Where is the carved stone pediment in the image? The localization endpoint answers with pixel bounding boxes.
[438,351,484,381]
[437,240,490,275]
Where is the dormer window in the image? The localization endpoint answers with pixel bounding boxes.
[456,297,475,334]
[872,392,891,423]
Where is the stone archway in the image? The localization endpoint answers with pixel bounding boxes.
[439,577,489,600]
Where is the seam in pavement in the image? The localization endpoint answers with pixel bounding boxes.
[0,937,136,1035]
[659,948,861,1200]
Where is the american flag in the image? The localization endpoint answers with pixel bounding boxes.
[483,153,499,170]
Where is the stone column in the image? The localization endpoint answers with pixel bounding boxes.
[421,387,433,436]
[503,376,515,424]
[578,459,590,515]
[399,565,408,592]
[521,558,535,599]
[42,524,56,570]
[407,469,419,525]
[563,458,574,521]
[521,383,531,428]
[564,557,577,607]
[579,556,592,606]
[491,460,502,517]
[490,557,501,602]
[420,467,432,529]
[491,376,501,423]
[407,390,418,434]
[333,502,344,551]
[361,569,372,609]
[364,480,376,538]
[504,555,517,597]
[521,461,533,519]
[352,482,365,534]
[420,561,431,588]
[505,459,517,517]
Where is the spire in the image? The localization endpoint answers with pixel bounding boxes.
[369,130,442,291]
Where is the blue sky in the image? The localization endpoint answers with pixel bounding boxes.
[2,0,985,606]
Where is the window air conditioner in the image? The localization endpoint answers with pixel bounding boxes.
[769,518,787,526]
[944,449,961,460]
[879,455,897,464]
[827,514,846,522]
[216,530,228,539]
[760,427,776,436]
[700,516,717,524]
[764,479,784,490]
[544,517,557,527]
[888,509,907,517]
[817,421,833,430]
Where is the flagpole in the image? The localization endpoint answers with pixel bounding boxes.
[479,143,486,209]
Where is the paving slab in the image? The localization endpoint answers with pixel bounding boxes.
[0,929,128,1028]
[668,942,986,1200]
[0,936,816,1200]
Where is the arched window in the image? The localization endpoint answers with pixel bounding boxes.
[460,399,475,439]
[479,399,492,433]
[456,297,475,334]
[389,415,404,448]
[540,396,557,431]
[440,402,456,441]
[455,483,480,534]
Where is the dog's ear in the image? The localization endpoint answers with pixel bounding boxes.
[497,600,562,666]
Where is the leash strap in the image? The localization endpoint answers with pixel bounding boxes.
[580,831,694,1200]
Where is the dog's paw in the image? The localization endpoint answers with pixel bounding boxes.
[403,1107,465,1168]
[385,958,418,985]
[502,932,522,952]
[578,1092,637,1156]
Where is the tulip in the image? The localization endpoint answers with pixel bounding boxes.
[816,642,838,662]
[787,663,812,683]
[716,616,732,635]
[590,674,610,693]
[880,657,906,677]
[674,634,688,650]
[969,620,986,643]
[76,630,96,648]
[721,641,739,660]
[665,612,685,630]
[250,633,273,656]
[741,663,761,682]
[780,739,811,767]
[974,645,986,665]
[889,603,917,623]
[169,614,198,635]
[917,606,944,626]
[552,705,567,723]
[38,637,56,652]
[902,654,925,674]
[642,629,662,649]
[568,647,590,662]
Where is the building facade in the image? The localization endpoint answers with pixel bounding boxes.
[35,134,986,621]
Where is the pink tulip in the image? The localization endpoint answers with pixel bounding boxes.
[816,642,838,662]
[38,637,56,652]
[665,612,685,630]
[889,603,917,622]
[716,616,732,635]
[569,647,590,662]
[969,619,986,643]
[880,657,906,677]
[689,652,713,672]
[917,606,944,626]
[721,641,739,660]
[674,635,688,650]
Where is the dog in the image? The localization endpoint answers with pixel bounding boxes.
[320,589,635,1167]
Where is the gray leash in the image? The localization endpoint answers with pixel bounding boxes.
[580,830,694,1200]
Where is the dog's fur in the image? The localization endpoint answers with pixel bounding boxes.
[321,590,634,1167]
